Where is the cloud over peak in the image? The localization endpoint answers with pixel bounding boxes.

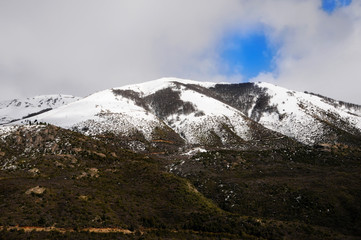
[0,0,360,104]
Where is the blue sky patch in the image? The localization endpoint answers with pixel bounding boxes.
[321,0,352,13]
[219,33,275,80]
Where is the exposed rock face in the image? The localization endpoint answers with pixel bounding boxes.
[25,186,46,195]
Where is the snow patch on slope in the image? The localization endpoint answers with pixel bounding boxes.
[164,85,251,145]
[0,125,46,140]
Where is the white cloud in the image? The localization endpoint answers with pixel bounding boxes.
[248,0,361,104]
[0,0,233,98]
[0,0,360,104]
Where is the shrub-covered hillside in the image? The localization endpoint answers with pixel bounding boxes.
[0,125,360,239]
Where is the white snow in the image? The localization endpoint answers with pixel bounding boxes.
[256,82,361,144]
[162,85,252,144]
[14,78,252,145]
[27,90,154,127]
[1,78,359,146]
[179,87,236,116]
[182,147,207,156]
[20,89,165,140]
[0,94,81,125]
[117,77,219,97]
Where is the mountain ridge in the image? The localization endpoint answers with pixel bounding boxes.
[0,94,81,125]
[1,78,361,239]
[1,78,360,148]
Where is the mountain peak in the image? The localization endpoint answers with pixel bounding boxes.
[116,77,220,97]
[1,79,360,148]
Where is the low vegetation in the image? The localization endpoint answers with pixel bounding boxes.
[0,125,360,239]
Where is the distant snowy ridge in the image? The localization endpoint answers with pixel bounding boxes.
[0,95,81,125]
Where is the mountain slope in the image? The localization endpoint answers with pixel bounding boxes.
[1,81,361,239]
[0,124,298,239]
[3,78,361,147]
[24,89,168,140]
[209,82,361,145]
[0,95,81,125]
[17,78,297,149]
[1,124,360,239]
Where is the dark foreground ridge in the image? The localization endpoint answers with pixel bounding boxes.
[0,124,360,239]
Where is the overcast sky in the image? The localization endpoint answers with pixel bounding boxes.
[0,0,360,104]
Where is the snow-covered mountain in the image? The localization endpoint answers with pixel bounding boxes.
[2,78,360,147]
[7,78,291,149]
[0,95,81,125]
[209,82,361,145]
